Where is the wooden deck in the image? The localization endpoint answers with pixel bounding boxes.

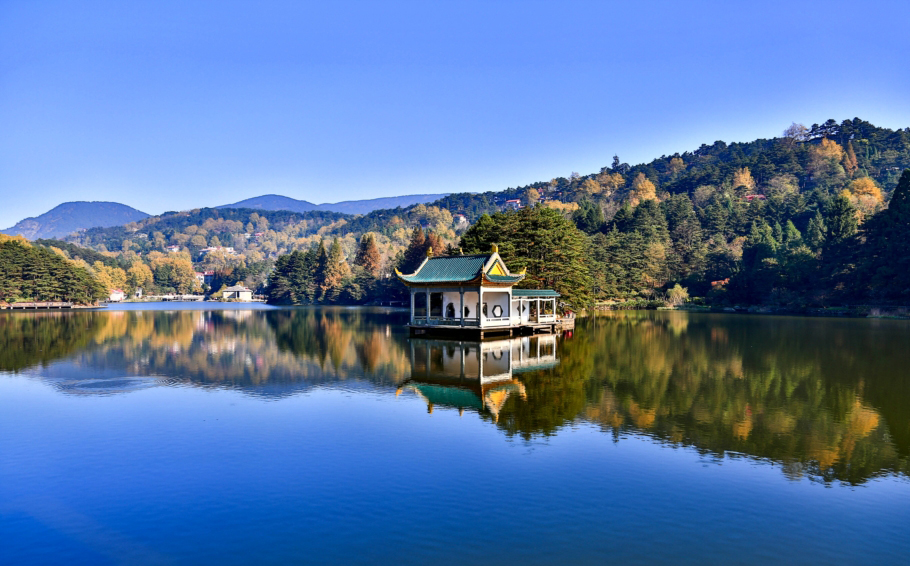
[408,318,571,339]
[2,301,75,310]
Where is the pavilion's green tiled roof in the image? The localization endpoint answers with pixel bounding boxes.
[512,289,560,297]
[411,384,484,410]
[485,274,525,284]
[398,254,491,283]
[513,361,560,373]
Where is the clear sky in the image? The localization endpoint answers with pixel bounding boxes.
[2,0,909,228]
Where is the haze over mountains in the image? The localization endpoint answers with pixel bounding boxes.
[1,193,449,240]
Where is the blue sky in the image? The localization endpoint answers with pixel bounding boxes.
[1,0,909,228]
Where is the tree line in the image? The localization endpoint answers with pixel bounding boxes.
[0,235,107,305]
[32,117,910,307]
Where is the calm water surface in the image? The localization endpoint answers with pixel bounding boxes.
[1,305,908,564]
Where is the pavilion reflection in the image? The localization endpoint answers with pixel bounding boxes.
[399,335,559,421]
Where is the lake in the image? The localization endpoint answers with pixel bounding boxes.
[1,305,908,565]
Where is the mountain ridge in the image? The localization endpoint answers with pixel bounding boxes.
[217,193,451,215]
[3,193,451,240]
[1,201,150,240]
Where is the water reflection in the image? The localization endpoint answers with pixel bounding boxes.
[1,307,908,484]
[399,336,558,420]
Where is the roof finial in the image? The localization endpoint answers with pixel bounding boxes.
[491,243,499,253]
[458,247,464,255]
[426,247,434,257]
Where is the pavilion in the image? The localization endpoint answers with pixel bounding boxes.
[395,245,561,337]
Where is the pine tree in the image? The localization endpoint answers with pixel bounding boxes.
[459,206,594,308]
[783,220,803,250]
[806,211,827,252]
[399,227,427,274]
[825,195,857,248]
[861,169,910,299]
[353,233,382,277]
[320,238,350,303]
[425,232,446,257]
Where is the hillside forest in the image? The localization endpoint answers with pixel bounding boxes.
[5,117,910,308]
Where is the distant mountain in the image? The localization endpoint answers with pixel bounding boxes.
[216,195,319,214]
[318,194,450,214]
[1,201,150,240]
[218,193,449,215]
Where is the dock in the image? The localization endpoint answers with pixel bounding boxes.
[2,301,75,310]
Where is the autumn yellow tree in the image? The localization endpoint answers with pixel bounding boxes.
[581,179,602,196]
[808,139,845,179]
[630,173,657,206]
[668,157,685,176]
[842,141,859,177]
[524,188,541,206]
[842,177,885,223]
[847,177,883,202]
[594,171,624,197]
[92,261,128,292]
[545,200,579,214]
[732,167,756,192]
[127,261,154,293]
[149,252,200,294]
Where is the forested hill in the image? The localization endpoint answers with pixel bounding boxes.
[57,117,910,307]
[0,235,107,305]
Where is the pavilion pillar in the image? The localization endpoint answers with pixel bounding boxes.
[410,289,415,324]
[425,288,430,324]
[478,287,483,329]
[459,289,465,327]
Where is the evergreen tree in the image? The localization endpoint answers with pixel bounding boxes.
[353,233,382,277]
[572,199,605,234]
[825,195,858,248]
[782,220,803,250]
[861,169,910,299]
[806,211,827,252]
[320,238,350,303]
[399,227,427,274]
[0,236,106,304]
[459,206,594,308]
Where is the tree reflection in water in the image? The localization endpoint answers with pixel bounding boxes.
[1,307,907,484]
[492,312,910,485]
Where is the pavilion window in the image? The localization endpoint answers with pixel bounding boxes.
[430,292,444,317]
[482,303,488,317]
[542,300,554,316]
[414,292,427,318]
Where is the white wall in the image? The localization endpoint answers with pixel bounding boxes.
[463,291,479,319]
[482,290,510,321]
[442,291,461,318]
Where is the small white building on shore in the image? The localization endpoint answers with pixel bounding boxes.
[221,284,253,301]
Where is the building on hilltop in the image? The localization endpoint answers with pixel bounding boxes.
[503,199,522,211]
[395,244,562,338]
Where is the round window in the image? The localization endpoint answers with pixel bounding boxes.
[492,305,503,317]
